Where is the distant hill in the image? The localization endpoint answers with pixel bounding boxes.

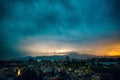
[11,52,96,61]
[12,55,65,61]
[66,52,96,59]
[34,55,65,60]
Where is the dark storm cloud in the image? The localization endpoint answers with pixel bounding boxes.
[0,0,120,59]
[108,0,120,23]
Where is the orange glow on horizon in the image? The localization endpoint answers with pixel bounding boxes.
[103,44,120,56]
[18,41,120,57]
[107,49,120,56]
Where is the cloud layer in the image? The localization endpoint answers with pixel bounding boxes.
[0,0,120,59]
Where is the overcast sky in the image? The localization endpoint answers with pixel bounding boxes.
[0,0,120,59]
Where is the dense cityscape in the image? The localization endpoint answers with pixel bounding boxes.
[0,57,120,80]
[1,0,120,80]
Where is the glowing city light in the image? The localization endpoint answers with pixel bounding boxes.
[17,69,21,76]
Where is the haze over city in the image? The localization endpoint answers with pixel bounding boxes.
[0,0,120,59]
